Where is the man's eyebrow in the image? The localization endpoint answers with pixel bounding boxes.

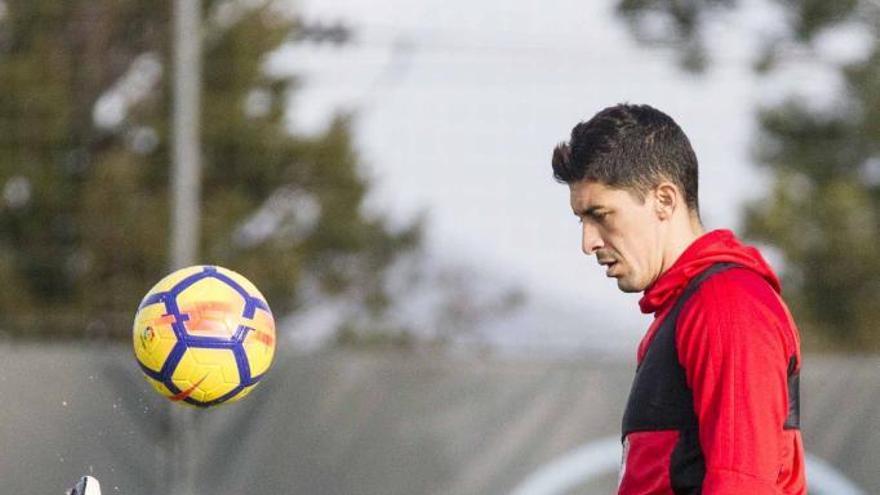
[574,205,605,217]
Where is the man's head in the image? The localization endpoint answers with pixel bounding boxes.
[552,104,703,292]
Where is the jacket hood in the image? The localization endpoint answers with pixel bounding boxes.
[638,229,781,315]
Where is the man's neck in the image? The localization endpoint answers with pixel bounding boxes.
[660,214,705,275]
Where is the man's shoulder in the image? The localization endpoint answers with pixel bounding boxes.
[696,265,779,302]
[675,264,801,372]
[682,265,789,323]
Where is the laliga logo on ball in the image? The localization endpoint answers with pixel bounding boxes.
[132,265,276,407]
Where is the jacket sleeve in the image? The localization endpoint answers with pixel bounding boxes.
[675,269,794,494]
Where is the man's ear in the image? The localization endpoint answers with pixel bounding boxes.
[654,182,679,220]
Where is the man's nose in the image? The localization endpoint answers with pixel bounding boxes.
[581,222,603,255]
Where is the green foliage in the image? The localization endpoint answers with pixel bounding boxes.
[616,0,863,71]
[0,0,420,339]
[616,0,736,72]
[615,0,880,351]
[787,0,860,42]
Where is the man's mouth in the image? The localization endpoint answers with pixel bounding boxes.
[600,260,618,277]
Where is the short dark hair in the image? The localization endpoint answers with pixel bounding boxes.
[552,103,700,212]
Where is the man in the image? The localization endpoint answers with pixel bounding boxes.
[551,104,805,494]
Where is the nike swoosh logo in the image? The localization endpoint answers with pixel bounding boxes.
[170,374,208,401]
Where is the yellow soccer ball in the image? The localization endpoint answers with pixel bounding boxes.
[133,265,275,407]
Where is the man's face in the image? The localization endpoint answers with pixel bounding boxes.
[569,180,665,293]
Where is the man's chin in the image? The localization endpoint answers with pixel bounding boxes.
[616,278,645,293]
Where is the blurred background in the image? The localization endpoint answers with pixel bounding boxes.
[0,0,878,493]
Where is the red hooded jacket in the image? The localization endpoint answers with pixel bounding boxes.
[618,229,806,494]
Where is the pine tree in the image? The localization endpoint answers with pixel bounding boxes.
[0,1,420,339]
